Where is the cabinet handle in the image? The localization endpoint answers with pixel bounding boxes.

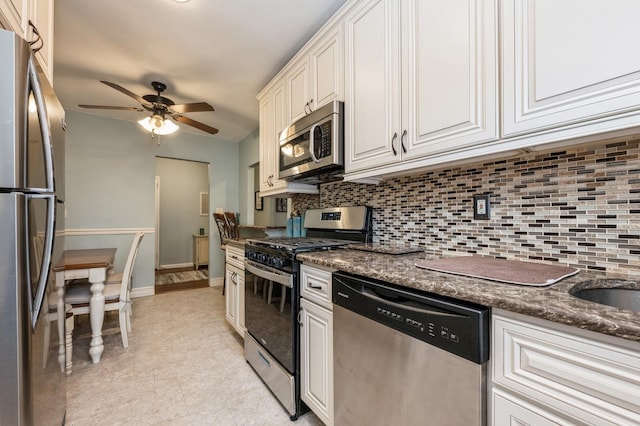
[28,21,43,53]
[308,283,323,290]
[304,100,314,114]
[391,132,398,156]
[401,129,407,153]
[297,308,304,327]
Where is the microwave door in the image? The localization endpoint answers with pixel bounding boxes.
[279,131,311,179]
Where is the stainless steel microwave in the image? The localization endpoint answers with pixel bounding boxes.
[278,100,344,183]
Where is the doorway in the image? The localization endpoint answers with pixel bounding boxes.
[154,157,210,289]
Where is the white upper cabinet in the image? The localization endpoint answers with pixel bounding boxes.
[501,0,640,139]
[287,24,345,124]
[259,81,289,194]
[344,0,498,179]
[344,0,400,173]
[287,58,310,123]
[310,25,344,111]
[29,0,53,85]
[0,0,54,85]
[0,0,27,34]
[258,79,318,196]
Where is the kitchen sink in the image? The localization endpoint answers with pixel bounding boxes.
[570,280,640,313]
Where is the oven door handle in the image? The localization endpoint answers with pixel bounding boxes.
[245,260,293,288]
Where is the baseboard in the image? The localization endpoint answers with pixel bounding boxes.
[159,262,193,269]
[131,286,155,298]
[209,277,223,287]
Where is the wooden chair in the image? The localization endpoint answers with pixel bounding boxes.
[213,213,230,248]
[224,211,240,239]
[64,232,144,348]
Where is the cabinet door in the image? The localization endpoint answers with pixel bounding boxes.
[300,299,333,425]
[225,265,237,327]
[29,0,53,85]
[0,0,27,36]
[345,0,401,173]
[235,270,245,338]
[270,82,288,191]
[310,25,344,110]
[258,96,273,192]
[502,0,640,137]
[402,0,497,159]
[288,58,310,123]
[493,389,573,426]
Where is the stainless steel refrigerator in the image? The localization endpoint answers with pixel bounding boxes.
[0,29,66,425]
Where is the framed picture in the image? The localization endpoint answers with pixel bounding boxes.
[276,198,287,213]
[199,192,209,216]
[255,191,263,211]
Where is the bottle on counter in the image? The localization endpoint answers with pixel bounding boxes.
[292,212,302,238]
[286,213,294,237]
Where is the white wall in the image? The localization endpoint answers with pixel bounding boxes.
[64,111,239,290]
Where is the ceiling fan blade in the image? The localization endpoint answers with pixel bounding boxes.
[78,104,144,112]
[173,115,219,135]
[100,80,149,105]
[170,102,215,114]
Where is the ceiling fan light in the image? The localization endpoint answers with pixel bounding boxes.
[157,119,179,135]
[138,116,179,135]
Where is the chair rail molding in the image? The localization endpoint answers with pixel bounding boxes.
[63,227,155,237]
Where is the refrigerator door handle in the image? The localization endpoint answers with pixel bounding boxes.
[28,193,56,330]
[28,56,55,193]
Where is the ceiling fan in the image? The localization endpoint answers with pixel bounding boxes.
[79,81,219,135]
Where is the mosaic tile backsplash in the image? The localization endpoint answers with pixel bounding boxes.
[292,138,640,278]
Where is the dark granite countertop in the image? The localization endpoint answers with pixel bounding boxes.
[296,249,640,343]
[224,238,246,249]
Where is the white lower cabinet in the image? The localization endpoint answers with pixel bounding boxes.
[491,309,640,425]
[225,246,245,337]
[299,264,334,426]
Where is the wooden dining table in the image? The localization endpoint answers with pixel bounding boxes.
[53,248,116,369]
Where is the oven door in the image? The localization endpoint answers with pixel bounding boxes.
[244,260,295,373]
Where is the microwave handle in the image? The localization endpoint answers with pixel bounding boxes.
[309,124,320,163]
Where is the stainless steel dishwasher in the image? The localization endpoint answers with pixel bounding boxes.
[333,272,490,426]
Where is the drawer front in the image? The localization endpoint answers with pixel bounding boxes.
[226,245,244,269]
[493,313,640,425]
[300,264,334,309]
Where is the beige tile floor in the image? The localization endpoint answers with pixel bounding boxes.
[66,287,323,425]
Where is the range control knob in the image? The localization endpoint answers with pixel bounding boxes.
[272,257,286,268]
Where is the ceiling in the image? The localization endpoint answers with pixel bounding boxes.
[53,0,347,142]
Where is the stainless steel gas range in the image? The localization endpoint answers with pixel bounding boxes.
[243,206,372,420]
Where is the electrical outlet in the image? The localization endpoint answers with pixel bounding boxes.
[473,194,490,220]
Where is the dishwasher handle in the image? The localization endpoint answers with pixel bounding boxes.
[335,274,463,318]
[361,287,464,318]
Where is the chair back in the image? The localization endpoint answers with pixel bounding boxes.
[119,232,144,302]
[213,213,230,246]
[224,212,240,239]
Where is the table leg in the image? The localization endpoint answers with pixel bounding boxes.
[88,268,106,363]
[55,271,65,373]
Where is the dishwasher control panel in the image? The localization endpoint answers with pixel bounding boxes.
[333,272,490,364]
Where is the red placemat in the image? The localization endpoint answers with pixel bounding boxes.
[415,256,579,286]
